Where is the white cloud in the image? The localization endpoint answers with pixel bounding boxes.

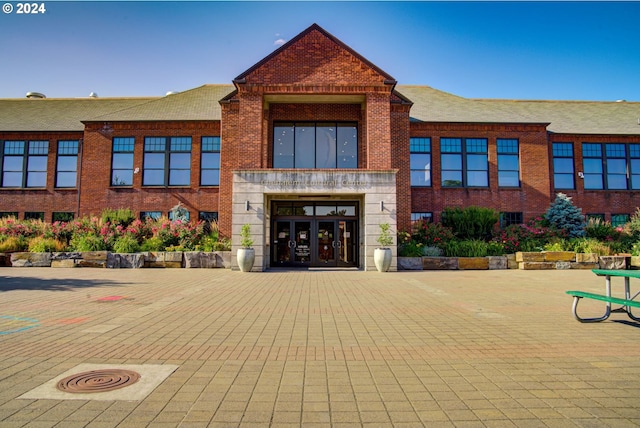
[274,38,287,46]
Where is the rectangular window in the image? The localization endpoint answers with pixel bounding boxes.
[500,212,523,228]
[411,212,433,224]
[552,143,575,190]
[0,212,18,219]
[273,122,358,169]
[410,138,431,186]
[140,211,162,220]
[25,212,44,221]
[583,143,637,190]
[56,140,78,188]
[52,212,74,222]
[1,140,48,188]
[199,211,218,222]
[143,137,191,186]
[586,213,605,222]
[441,138,487,187]
[441,138,462,187]
[111,137,135,186]
[497,139,519,187]
[631,144,640,190]
[611,214,629,227]
[201,137,221,186]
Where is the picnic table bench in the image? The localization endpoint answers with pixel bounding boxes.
[566,269,640,322]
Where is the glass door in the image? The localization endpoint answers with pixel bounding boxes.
[317,221,336,265]
[337,220,357,267]
[272,220,311,267]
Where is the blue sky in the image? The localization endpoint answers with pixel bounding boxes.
[2,1,639,101]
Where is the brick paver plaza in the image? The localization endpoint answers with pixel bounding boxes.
[1,267,640,427]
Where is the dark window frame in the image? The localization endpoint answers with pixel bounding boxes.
[410,138,432,187]
[441,138,488,188]
[143,137,192,187]
[1,140,49,188]
[272,122,358,169]
[552,143,575,190]
[582,143,639,190]
[497,139,520,188]
[111,137,135,186]
[55,140,79,188]
[201,136,221,186]
[500,212,523,228]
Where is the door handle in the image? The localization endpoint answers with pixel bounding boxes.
[289,240,296,248]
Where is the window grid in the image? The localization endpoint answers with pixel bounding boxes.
[411,212,433,224]
[273,122,358,169]
[497,139,520,187]
[55,140,79,188]
[500,212,523,228]
[111,137,135,186]
[582,143,638,190]
[2,141,49,188]
[552,143,575,190]
[440,138,488,188]
[201,137,221,186]
[612,214,629,227]
[410,138,431,187]
[143,137,192,186]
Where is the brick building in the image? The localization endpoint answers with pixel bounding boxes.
[1,24,640,270]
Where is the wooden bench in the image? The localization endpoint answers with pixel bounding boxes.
[566,269,640,322]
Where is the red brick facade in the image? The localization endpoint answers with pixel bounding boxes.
[1,23,639,244]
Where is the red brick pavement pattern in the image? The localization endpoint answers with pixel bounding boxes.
[1,268,640,427]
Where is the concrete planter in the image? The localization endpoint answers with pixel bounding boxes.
[630,256,640,269]
[237,248,255,272]
[373,248,392,272]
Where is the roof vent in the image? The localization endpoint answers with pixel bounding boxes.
[165,91,179,96]
[89,92,98,98]
[26,92,46,99]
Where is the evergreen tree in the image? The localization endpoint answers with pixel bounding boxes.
[545,193,586,238]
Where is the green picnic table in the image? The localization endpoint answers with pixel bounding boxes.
[566,269,640,322]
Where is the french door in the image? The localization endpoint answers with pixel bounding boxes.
[272,219,358,268]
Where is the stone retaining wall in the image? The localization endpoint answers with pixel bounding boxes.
[399,253,633,271]
[2,251,232,269]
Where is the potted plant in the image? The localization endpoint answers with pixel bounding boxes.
[237,223,255,272]
[374,222,394,272]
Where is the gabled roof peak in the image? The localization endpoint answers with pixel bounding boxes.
[234,23,396,86]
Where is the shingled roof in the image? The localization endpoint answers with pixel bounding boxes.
[398,85,640,135]
[87,85,234,122]
[0,97,155,132]
[1,84,638,135]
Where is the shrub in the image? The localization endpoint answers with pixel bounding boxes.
[570,238,612,256]
[444,239,488,257]
[486,241,505,256]
[632,241,640,256]
[625,208,640,240]
[70,234,107,251]
[28,236,66,252]
[240,224,253,248]
[0,236,28,252]
[377,223,394,247]
[585,217,621,241]
[398,240,424,257]
[412,220,454,249]
[112,235,140,253]
[545,193,585,238]
[140,236,164,252]
[441,206,499,241]
[496,217,562,253]
[101,208,136,228]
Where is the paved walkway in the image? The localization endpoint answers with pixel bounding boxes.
[1,267,640,427]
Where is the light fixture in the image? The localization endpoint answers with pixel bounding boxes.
[245,200,250,211]
[380,201,384,212]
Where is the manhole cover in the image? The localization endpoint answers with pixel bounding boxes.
[56,369,141,393]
